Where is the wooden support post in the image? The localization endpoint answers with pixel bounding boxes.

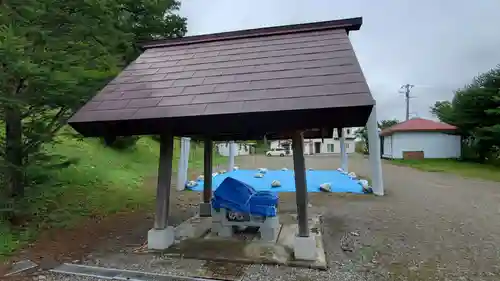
[292,131,309,237]
[203,138,213,203]
[154,133,174,230]
[367,106,384,195]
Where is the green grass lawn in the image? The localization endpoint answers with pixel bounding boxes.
[390,158,500,182]
[0,134,224,258]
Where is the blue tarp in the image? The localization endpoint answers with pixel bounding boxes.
[189,169,364,194]
[211,177,278,217]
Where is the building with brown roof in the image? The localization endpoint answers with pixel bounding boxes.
[380,118,460,159]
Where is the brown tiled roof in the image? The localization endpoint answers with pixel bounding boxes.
[380,118,457,136]
[69,17,375,140]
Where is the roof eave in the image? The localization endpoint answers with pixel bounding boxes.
[139,17,363,50]
[381,128,458,137]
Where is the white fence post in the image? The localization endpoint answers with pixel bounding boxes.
[367,107,384,196]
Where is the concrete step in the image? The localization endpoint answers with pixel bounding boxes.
[50,263,216,281]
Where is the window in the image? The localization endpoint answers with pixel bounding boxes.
[346,129,351,134]
[345,143,350,149]
[327,144,334,152]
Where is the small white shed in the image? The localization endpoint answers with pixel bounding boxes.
[380,118,461,159]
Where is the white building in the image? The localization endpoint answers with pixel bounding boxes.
[216,142,254,156]
[380,118,461,159]
[270,128,356,155]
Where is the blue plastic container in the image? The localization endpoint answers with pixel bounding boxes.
[212,177,278,217]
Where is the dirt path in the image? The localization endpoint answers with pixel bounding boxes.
[7,154,500,281]
[240,154,500,280]
[1,175,202,275]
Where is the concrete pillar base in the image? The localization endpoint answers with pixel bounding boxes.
[260,226,279,242]
[218,226,233,237]
[211,208,222,233]
[199,202,212,217]
[293,235,317,261]
[175,223,194,239]
[147,227,174,250]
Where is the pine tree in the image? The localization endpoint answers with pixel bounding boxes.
[0,0,186,197]
[431,66,500,162]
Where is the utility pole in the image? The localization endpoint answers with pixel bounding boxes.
[400,84,414,121]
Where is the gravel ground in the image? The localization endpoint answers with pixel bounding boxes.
[16,154,500,281]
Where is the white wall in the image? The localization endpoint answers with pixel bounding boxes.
[304,139,355,154]
[385,132,461,159]
[216,143,251,156]
[271,139,355,154]
[382,135,392,158]
[333,128,357,139]
[269,127,356,155]
[270,140,289,150]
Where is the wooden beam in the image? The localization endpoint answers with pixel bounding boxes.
[292,131,309,237]
[154,133,174,229]
[203,138,213,203]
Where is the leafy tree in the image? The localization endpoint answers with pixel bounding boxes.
[431,66,500,163]
[355,119,399,154]
[430,101,454,125]
[117,0,186,62]
[0,0,186,197]
[380,119,401,130]
[102,136,140,151]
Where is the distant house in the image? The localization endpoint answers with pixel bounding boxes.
[216,142,254,156]
[270,128,356,155]
[380,118,460,159]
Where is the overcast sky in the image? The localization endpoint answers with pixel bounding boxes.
[179,0,500,121]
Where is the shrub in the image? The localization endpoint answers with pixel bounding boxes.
[102,136,139,150]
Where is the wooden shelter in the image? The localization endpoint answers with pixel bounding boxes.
[68,17,384,259]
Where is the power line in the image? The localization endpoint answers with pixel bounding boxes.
[400,84,414,121]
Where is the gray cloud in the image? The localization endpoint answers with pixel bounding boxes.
[179,0,500,121]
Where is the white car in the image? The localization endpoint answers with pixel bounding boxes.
[266,147,288,157]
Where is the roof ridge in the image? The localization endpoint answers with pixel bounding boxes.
[380,118,457,136]
[70,17,374,139]
[140,17,362,49]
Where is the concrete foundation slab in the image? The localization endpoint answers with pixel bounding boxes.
[293,236,317,261]
[212,209,280,242]
[160,214,326,270]
[148,227,174,250]
[174,216,211,242]
[278,216,326,268]
[4,260,38,276]
[199,203,212,217]
[50,263,214,281]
